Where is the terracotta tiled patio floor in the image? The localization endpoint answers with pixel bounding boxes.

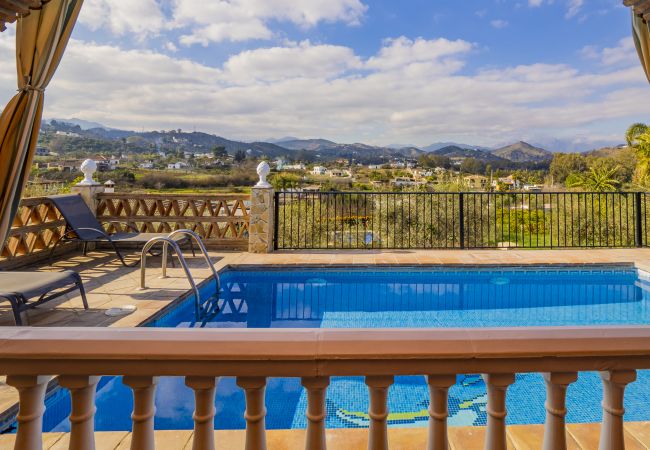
[2,423,650,449]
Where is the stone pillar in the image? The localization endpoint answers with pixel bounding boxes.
[249,161,275,253]
[70,159,104,212]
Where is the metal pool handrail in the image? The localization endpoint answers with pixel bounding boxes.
[140,236,201,312]
[165,229,221,295]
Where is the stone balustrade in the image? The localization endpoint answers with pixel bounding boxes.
[1,326,650,450]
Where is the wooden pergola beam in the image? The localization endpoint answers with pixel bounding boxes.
[625,0,650,20]
[0,0,45,32]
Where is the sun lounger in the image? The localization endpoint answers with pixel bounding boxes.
[48,194,192,267]
[0,270,88,325]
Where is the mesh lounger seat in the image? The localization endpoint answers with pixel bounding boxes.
[48,194,192,267]
[0,270,88,325]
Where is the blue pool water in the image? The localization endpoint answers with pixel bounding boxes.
[22,266,650,432]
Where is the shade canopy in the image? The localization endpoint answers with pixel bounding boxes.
[0,0,83,248]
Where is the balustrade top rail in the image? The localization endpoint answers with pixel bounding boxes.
[2,326,648,449]
[275,190,650,250]
[2,326,650,375]
[97,193,251,249]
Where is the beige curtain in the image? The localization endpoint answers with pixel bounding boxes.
[0,0,83,247]
[632,11,650,83]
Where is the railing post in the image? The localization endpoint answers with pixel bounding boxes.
[123,376,158,450]
[599,370,636,450]
[237,376,268,450]
[542,372,577,450]
[302,376,330,450]
[273,191,280,250]
[634,192,643,247]
[185,376,218,450]
[6,375,50,450]
[459,193,465,249]
[59,375,101,450]
[249,162,275,253]
[427,374,456,450]
[482,373,515,450]
[365,375,394,450]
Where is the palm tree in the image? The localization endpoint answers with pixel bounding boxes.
[625,123,650,184]
[568,166,621,192]
[626,123,649,147]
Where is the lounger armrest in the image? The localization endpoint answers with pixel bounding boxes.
[69,227,115,242]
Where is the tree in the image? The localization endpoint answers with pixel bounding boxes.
[234,150,246,162]
[568,166,622,192]
[212,146,228,159]
[626,123,649,147]
[460,158,485,174]
[418,154,451,169]
[625,123,650,184]
[549,153,587,184]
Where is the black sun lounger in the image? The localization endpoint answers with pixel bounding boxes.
[48,194,193,267]
[0,270,88,325]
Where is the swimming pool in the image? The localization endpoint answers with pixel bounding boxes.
[22,265,650,432]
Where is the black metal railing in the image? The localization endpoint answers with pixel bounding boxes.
[274,191,650,250]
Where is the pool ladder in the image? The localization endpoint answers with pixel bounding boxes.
[139,230,221,319]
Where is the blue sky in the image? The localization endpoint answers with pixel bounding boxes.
[0,0,647,150]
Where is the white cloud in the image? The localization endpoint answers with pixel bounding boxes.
[78,0,165,38]
[365,37,473,72]
[490,19,509,29]
[223,41,362,83]
[172,0,368,45]
[0,32,647,147]
[581,38,638,67]
[526,0,585,19]
[565,0,584,18]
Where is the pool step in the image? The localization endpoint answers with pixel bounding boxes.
[2,423,650,449]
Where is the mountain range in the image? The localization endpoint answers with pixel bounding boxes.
[44,119,607,165]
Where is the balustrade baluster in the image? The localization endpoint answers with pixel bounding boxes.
[482,373,515,450]
[542,372,577,450]
[123,376,158,450]
[301,376,330,450]
[365,375,394,450]
[185,377,218,450]
[599,370,636,450]
[6,375,50,450]
[237,376,268,450]
[426,374,456,450]
[59,375,100,450]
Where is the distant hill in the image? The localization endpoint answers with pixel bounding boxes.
[583,145,631,158]
[50,118,110,130]
[276,139,338,151]
[423,142,492,152]
[432,145,509,163]
[490,141,552,162]
[40,121,422,163]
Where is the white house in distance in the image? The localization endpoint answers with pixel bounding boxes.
[167,162,189,170]
[391,177,419,187]
[311,166,327,176]
[284,163,306,171]
[327,169,351,178]
[139,161,154,169]
[35,146,50,156]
